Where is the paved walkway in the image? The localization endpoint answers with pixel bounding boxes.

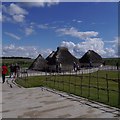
[24,68,99,77]
[1,77,120,118]
[23,66,120,77]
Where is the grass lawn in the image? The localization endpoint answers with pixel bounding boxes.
[16,70,120,108]
[2,58,34,68]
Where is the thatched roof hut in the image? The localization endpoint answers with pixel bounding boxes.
[29,54,48,71]
[46,47,79,71]
[79,50,103,67]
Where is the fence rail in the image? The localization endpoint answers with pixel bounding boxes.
[19,64,120,109]
[43,69,120,108]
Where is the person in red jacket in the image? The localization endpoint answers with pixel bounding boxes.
[2,64,8,83]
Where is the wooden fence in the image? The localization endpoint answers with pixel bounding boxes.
[44,70,120,108]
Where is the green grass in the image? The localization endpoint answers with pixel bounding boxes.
[2,58,34,68]
[16,76,44,88]
[16,70,120,108]
[103,58,120,66]
[1,58,34,75]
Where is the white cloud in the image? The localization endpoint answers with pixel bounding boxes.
[60,37,118,58]
[77,20,82,23]
[72,19,76,22]
[0,12,2,22]
[3,44,37,58]
[57,27,99,40]
[25,27,34,36]
[5,32,21,40]
[2,44,52,58]
[57,25,118,58]
[25,2,45,7]
[57,27,118,58]
[72,19,82,23]
[2,15,12,22]
[3,44,16,51]
[40,49,52,58]
[61,41,75,49]
[2,5,7,13]
[2,0,119,2]
[22,0,59,7]
[9,3,28,15]
[2,3,28,23]
[38,24,49,29]
[12,14,25,22]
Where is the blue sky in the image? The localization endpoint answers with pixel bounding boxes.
[2,2,118,58]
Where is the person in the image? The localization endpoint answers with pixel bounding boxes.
[59,63,62,73]
[77,63,80,70]
[2,64,8,83]
[116,62,119,70]
[9,64,14,78]
[103,61,106,66]
[14,63,20,78]
[73,62,77,72]
[89,61,92,68]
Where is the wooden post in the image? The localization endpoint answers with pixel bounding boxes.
[63,71,64,91]
[58,74,59,90]
[53,72,55,88]
[69,70,71,93]
[118,70,120,108]
[80,72,83,95]
[97,71,99,100]
[74,72,77,94]
[45,71,47,86]
[88,73,91,98]
[106,74,109,103]
[58,73,62,90]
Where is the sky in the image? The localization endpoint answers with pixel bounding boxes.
[1,2,119,58]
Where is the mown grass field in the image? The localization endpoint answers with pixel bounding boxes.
[2,58,34,68]
[16,70,120,108]
[1,58,34,75]
[103,58,120,66]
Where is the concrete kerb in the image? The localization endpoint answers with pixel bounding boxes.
[42,87,120,117]
[12,72,120,117]
[12,79,23,88]
[6,76,23,88]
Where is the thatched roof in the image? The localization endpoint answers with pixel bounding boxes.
[79,50,103,64]
[29,54,48,71]
[46,47,79,65]
[46,51,55,65]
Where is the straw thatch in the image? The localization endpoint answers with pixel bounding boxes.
[79,50,103,67]
[29,54,48,71]
[46,47,79,71]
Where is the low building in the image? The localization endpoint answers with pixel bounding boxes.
[79,50,103,67]
[29,54,48,71]
[46,47,79,72]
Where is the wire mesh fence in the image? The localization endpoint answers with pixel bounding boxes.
[19,60,120,109]
[42,67,120,108]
